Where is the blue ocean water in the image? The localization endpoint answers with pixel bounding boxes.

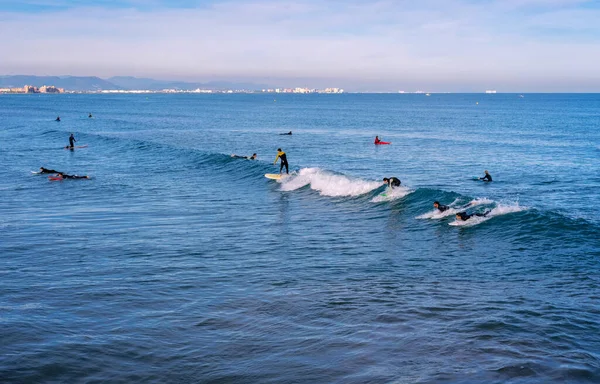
[1,93,599,383]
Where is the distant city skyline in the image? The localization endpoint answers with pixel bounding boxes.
[1,0,599,92]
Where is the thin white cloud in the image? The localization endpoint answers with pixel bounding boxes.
[1,0,599,91]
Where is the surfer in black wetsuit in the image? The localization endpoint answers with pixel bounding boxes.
[88,113,93,118]
[57,173,89,179]
[280,131,292,135]
[433,201,450,212]
[274,148,289,174]
[479,170,492,182]
[232,153,257,160]
[456,210,490,221]
[383,177,401,189]
[68,133,76,149]
[39,167,61,174]
[56,116,61,122]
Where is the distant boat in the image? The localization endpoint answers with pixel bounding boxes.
[519,94,524,98]
[425,93,431,96]
[485,90,497,94]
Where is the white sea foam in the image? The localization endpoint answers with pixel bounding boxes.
[449,203,527,227]
[416,198,494,219]
[279,168,381,197]
[371,186,413,202]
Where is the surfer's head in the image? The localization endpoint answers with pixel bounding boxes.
[382,177,389,183]
[433,201,440,208]
[456,212,469,221]
[484,170,489,174]
[277,148,282,152]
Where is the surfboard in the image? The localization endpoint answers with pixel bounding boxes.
[265,173,286,180]
[48,176,63,181]
[31,171,41,174]
[64,145,88,149]
[375,142,391,145]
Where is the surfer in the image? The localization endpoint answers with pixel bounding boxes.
[39,167,61,174]
[55,116,61,122]
[456,211,490,221]
[274,148,289,174]
[479,170,492,182]
[88,113,93,118]
[374,136,381,144]
[56,173,90,179]
[383,177,401,189]
[68,133,76,149]
[433,201,450,212]
[280,131,292,135]
[232,153,257,160]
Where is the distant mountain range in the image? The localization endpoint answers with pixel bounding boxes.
[0,75,271,91]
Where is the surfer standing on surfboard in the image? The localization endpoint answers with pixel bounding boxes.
[274,148,289,174]
[68,133,76,149]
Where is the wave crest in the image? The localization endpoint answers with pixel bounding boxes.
[279,168,381,197]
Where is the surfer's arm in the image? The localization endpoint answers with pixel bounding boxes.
[273,154,280,164]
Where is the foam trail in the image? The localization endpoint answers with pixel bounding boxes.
[371,186,413,202]
[449,203,527,227]
[279,168,381,197]
[417,198,494,219]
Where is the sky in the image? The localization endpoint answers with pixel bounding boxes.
[1,0,599,91]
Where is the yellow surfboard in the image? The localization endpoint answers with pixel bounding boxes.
[265,173,286,180]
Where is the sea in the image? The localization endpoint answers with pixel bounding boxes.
[1,93,599,383]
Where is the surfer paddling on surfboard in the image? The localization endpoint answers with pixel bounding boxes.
[50,172,90,181]
[231,153,257,160]
[479,170,493,182]
[456,211,490,221]
[274,148,289,174]
[38,167,62,174]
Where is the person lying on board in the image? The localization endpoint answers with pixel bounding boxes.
[434,201,473,212]
[280,131,292,135]
[383,177,401,189]
[433,201,450,212]
[456,211,490,221]
[231,153,257,160]
[479,170,493,182]
[55,116,61,122]
[39,167,62,174]
[55,173,90,179]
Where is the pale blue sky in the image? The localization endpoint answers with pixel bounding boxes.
[1,0,599,91]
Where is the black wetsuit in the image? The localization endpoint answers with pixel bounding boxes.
[480,173,492,182]
[458,211,490,221]
[69,135,76,148]
[275,151,289,174]
[388,177,401,188]
[40,168,60,174]
[59,174,88,179]
[437,204,450,212]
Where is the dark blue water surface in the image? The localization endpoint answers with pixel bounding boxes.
[1,93,599,383]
